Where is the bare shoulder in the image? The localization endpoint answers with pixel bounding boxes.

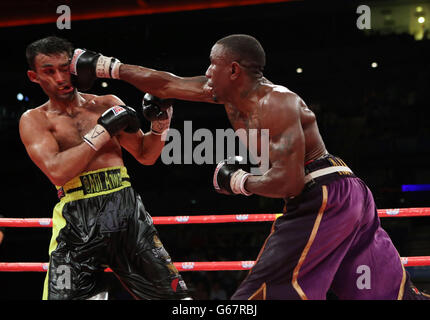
[19,103,49,129]
[81,93,126,111]
[262,85,301,113]
[259,85,301,134]
[18,103,53,147]
[95,93,126,106]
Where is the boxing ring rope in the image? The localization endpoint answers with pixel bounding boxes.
[0,261,259,272]
[1,207,430,272]
[1,257,430,272]
[0,207,429,228]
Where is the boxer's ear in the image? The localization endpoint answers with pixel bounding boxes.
[231,61,241,80]
[27,70,40,84]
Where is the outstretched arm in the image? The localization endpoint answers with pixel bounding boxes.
[70,49,216,103]
[119,65,214,103]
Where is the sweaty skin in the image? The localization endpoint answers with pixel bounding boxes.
[20,52,165,187]
[222,79,327,198]
[116,43,327,198]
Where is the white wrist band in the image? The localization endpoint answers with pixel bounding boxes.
[240,172,252,196]
[151,120,170,135]
[96,55,122,79]
[150,107,172,138]
[110,60,122,79]
[230,169,253,196]
[83,124,111,151]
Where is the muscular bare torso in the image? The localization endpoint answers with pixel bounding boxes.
[35,93,124,172]
[224,80,327,165]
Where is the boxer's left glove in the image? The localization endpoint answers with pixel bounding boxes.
[142,93,173,136]
[213,156,253,196]
[70,48,122,91]
[83,105,140,151]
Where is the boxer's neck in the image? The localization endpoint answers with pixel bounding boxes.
[229,78,262,115]
[48,90,85,116]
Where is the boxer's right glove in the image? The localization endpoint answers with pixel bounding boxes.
[70,48,122,91]
[213,156,253,196]
[142,93,173,136]
[83,105,140,151]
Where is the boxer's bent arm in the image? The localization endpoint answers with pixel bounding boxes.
[119,64,215,103]
[103,94,166,165]
[118,130,165,165]
[244,94,305,198]
[245,129,305,198]
[19,111,97,186]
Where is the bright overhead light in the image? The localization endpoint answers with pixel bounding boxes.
[418,16,425,24]
[416,6,423,13]
[17,93,24,101]
[296,67,303,74]
[371,62,378,68]
[101,81,108,88]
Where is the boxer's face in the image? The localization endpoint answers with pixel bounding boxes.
[27,52,75,101]
[205,44,234,103]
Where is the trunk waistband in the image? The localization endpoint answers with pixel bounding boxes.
[56,166,131,200]
[303,154,355,187]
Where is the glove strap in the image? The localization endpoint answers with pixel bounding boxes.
[96,55,122,79]
[83,124,111,151]
[150,107,173,138]
[151,120,170,135]
[230,169,253,196]
[110,60,122,79]
[69,49,84,75]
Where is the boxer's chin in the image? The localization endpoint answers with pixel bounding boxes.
[57,88,75,101]
[212,93,225,104]
[204,83,216,101]
[206,87,220,103]
[209,88,224,104]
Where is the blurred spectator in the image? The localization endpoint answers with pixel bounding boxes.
[193,280,210,300]
[209,281,227,300]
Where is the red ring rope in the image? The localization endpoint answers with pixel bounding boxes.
[1,207,429,272]
[0,207,429,227]
[1,257,429,272]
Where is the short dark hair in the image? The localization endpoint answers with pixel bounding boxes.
[26,36,74,70]
[216,34,266,76]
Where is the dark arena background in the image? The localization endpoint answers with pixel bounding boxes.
[0,0,429,304]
